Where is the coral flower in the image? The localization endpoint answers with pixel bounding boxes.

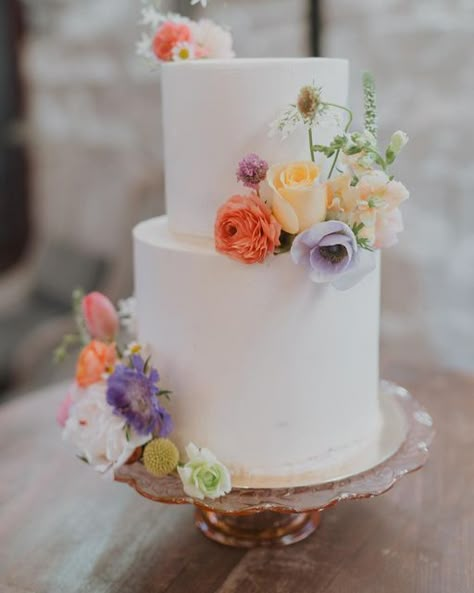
[152,22,193,62]
[76,341,117,388]
[82,292,119,342]
[215,194,281,264]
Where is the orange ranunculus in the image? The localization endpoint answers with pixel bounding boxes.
[76,341,116,388]
[152,22,193,62]
[215,194,281,265]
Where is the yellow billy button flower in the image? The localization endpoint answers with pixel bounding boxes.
[143,438,180,477]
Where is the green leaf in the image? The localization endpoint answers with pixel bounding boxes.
[159,390,173,401]
[385,148,396,165]
[275,231,296,255]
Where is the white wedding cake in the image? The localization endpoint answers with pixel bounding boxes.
[133,58,383,488]
[58,5,410,500]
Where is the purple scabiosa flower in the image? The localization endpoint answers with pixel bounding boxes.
[291,220,376,290]
[106,355,172,437]
[236,153,269,190]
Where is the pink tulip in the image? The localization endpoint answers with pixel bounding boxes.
[56,391,74,428]
[82,292,119,341]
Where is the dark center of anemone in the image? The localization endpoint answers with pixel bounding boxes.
[319,244,347,264]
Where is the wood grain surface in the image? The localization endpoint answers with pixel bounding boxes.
[0,363,473,593]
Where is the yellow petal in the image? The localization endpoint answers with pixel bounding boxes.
[279,183,327,231]
[271,190,300,234]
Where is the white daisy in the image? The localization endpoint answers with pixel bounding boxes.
[172,41,197,61]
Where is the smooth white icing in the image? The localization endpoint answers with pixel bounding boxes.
[134,217,382,487]
[162,58,349,238]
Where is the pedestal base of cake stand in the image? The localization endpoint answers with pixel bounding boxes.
[115,381,435,549]
[195,508,321,548]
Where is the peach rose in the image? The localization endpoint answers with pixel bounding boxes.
[152,22,193,62]
[265,162,327,234]
[215,194,281,264]
[76,341,116,388]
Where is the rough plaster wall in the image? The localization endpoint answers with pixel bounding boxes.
[324,0,474,370]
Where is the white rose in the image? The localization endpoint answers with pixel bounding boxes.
[178,443,232,500]
[62,383,151,475]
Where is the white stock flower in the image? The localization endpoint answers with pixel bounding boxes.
[62,383,150,475]
[191,19,235,59]
[178,443,232,500]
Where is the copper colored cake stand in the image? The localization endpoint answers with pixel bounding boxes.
[115,381,434,548]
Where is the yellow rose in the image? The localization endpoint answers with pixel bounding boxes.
[266,162,327,234]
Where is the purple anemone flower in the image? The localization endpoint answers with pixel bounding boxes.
[106,354,172,436]
[236,153,269,190]
[291,220,376,290]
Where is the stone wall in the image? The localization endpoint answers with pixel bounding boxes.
[324,0,474,370]
[21,0,309,265]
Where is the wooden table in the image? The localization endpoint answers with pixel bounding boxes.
[1,363,473,593]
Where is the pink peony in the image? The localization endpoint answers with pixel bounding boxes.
[152,22,193,62]
[215,195,281,264]
[82,292,119,342]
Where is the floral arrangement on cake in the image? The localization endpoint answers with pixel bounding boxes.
[214,73,410,290]
[137,0,234,63]
[55,290,231,501]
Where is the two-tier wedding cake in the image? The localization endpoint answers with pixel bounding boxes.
[58,3,410,499]
[134,58,382,488]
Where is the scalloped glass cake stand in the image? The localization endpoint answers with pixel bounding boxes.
[115,381,435,548]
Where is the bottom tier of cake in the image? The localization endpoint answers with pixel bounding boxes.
[133,217,383,488]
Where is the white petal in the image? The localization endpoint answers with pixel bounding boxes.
[331,249,377,291]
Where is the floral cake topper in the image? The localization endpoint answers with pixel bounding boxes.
[137,0,234,64]
[214,73,410,291]
[56,290,231,501]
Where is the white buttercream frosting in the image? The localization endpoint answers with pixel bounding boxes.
[134,217,382,488]
[162,58,349,238]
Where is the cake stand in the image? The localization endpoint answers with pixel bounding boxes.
[115,381,434,548]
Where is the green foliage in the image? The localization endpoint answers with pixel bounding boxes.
[351,222,374,251]
[275,231,296,255]
[53,287,88,364]
[362,71,377,140]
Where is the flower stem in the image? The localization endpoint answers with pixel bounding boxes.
[323,103,354,179]
[308,127,316,162]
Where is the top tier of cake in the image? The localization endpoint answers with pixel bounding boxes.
[162,58,349,239]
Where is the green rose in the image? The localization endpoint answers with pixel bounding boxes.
[178,443,232,500]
